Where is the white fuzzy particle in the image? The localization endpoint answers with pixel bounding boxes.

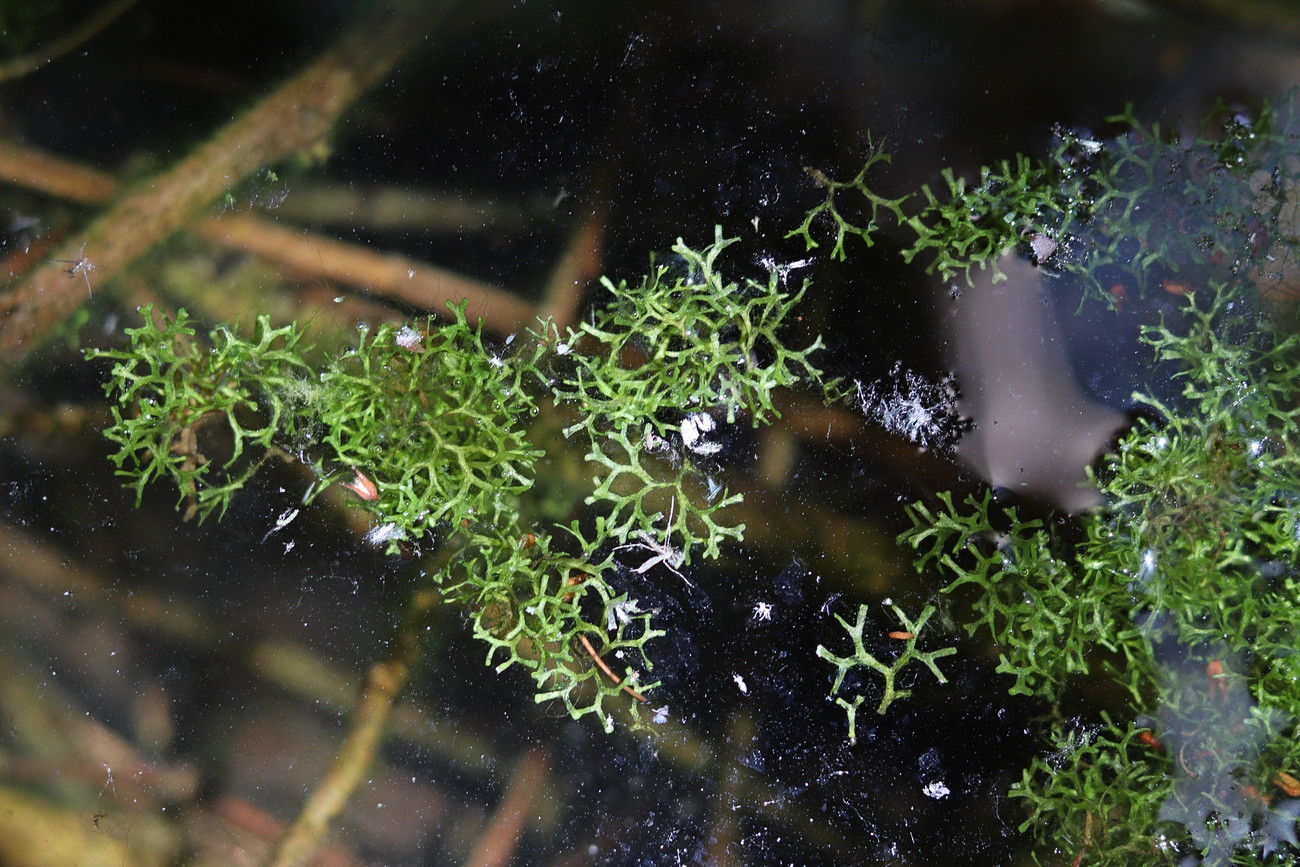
[395,326,422,350]
[681,412,721,455]
[364,523,406,546]
[922,781,950,800]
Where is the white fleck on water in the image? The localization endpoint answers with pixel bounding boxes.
[681,412,721,455]
[922,781,950,800]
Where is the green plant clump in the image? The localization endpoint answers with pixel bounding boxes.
[816,601,955,742]
[547,226,828,561]
[793,91,1300,864]
[90,228,826,732]
[91,83,1300,863]
[898,288,1300,865]
[790,89,1300,309]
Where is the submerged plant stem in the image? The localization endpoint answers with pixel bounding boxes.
[0,0,141,84]
[0,1,455,368]
[264,587,437,867]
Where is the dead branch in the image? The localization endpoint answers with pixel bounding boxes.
[0,0,141,83]
[0,140,538,334]
[461,747,550,867]
[0,2,454,369]
[262,588,438,867]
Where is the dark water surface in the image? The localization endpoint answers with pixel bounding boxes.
[2,2,1298,865]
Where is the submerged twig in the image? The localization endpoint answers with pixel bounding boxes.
[263,588,438,867]
[576,632,648,702]
[0,2,454,368]
[195,213,536,333]
[0,0,141,83]
[461,747,550,867]
[0,141,536,335]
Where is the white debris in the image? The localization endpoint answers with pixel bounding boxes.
[1026,231,1056,262]
[395,326,423,351]
[733,674,748,695]
[364,523,406,547]
[606,597,642,632]
[853,365,959,451]
[644,429,672,455]
[614,501,691,586]
[761,256,813,285]
[752,601,773,621]
[262,507,300,542]
[922,781,950,800]
[681,412,721,455]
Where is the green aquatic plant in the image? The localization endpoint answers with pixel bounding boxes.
[796,92,1300,864]
[89,228,826,732]
[89,80,1300,863]
[790,89,1300,309]
[545,226,827,563]
[816,601,955,742]
[898,326,1300,861]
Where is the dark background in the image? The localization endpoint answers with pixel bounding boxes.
[2,1,1298,864]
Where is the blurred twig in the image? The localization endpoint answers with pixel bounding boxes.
[0,0,140,83]
[461,747,550,867]
[0,138,539,334]
[262,583,440,867]
[194,214,536,332]
[0,141,119,204]
[536,201,606,331]
[0,2,455,368]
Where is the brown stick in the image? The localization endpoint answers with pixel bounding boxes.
[262,587,437,867]
[193,214,536,333]
[0,141,119,204]
[261,651,408,867]
[460,747,550,867]
[0,142,537,335]
[576,632,647,702]
[535,202,606,331]
[0,2,451,369]
[0,0,141,83]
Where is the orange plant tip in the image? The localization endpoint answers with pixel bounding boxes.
[1276,771,1300,798]
[888,631,914,640]
[1136,730,1164,750]
[341,470,379,501]
[1206,659,1230,701]
[1109,283,1127,311]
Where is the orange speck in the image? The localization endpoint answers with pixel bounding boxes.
[1276,771,1300,798]
[1162,280,1193,295]
[888,631,914,640]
